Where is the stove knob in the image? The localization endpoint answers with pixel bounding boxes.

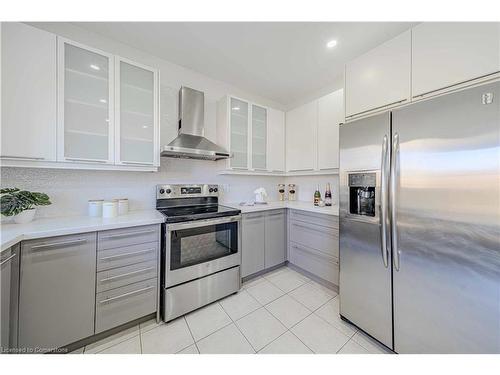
[166,189,172,194]
[213,187,218,193]
[159,189,165,194]
[209,188,214,193]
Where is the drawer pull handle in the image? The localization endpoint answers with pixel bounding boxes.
[0,253,17,266]
[102,229,156,240]
[292,222,335,235]
[100,267,156,282]
[31,238,88,250]
[292,244,338,264]
[99,248,156,261]
[99,285,155,304]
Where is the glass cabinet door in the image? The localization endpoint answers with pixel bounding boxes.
[230,98,248,169]
[117,59,157,165]
[59,40,113,162]
[251,104,267,170]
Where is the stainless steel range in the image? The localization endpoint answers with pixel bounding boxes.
[156,184,241,322]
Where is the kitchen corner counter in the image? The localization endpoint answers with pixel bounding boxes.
[223,201,339,216]
[1,209,165,253]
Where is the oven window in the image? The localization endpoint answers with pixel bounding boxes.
[170,221,238,270]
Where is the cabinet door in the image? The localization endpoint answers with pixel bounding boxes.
[318,89,344,170]
[286,101,316,172]
[19,233,97,351]
[58,38,114,163]
[264,210,286,268]
[345,30,411,117]
[241,213,265,278]
[251,104,267,170]
[412,23,500,97]
[116,58,158,166]
[230,98,249,169]
[266,108,285,172]
[1,245,20,352]
[1,22,57,161]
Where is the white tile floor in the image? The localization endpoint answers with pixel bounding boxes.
[78,266,393,354]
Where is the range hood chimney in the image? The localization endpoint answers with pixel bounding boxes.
[160,86,231,160]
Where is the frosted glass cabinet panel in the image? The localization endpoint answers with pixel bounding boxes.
[58,39,114,163]
[251,105,267,170]
[230,98,248,169]
[116,59,158,165]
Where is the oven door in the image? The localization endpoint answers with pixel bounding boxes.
[165,215,241,287]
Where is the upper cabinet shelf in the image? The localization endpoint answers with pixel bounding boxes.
[1,23,160,171]
[344,23,500,120]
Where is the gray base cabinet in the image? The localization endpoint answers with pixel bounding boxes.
[95,224,159,333]
[288,209,339,286]
[241,213,265,277]
[1,245,20,353]
[264,210,286,268]
[242,209,286,278]
[18,233,97,352]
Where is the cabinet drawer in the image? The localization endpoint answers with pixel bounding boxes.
[98,224,159,250]
[290,220,339,258]
[95,278,157,333]
[289,209,338,229]
[97,260,157,293]
[97,242,158,271]
[289,242,339,285]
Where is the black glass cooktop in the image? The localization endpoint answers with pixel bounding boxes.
[158,204,241,223]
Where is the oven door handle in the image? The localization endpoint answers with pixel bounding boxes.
[166,214,241,231]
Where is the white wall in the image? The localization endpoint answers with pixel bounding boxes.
[1,22,338,219]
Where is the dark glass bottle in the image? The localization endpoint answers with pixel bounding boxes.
[325,183,332,206]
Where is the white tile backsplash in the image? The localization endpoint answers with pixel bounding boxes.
[1,163,338,219]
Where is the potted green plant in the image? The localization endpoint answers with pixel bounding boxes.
[1,188,51,224]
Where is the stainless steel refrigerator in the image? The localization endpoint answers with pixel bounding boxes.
[338,80,500,354]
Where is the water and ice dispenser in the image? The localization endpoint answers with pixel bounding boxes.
[348,173,376,217]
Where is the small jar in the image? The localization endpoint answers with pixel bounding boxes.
[88,200,103,217]
[102,200,118,218]
[118,198,129,215]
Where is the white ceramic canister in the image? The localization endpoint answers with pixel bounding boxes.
[102,200,118,218]
[88,200,103,217]
[118,198,129,215]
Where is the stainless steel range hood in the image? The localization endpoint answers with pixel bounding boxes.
[161,87,231,160]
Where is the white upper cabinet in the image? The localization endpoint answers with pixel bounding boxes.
[115,58,158,166]
[57,38,114,163]
[230,98,249,169]
[412,23,500,97]
[318,89,344,170]
[251,104,267,170]
[286,101,317,172]
[267,108,285,172]
[1,22,57,161]
[217,96,284,173]
[345,30,411,118]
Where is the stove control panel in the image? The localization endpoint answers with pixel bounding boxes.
[156,184,219,199]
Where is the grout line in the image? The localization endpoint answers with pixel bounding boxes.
[335,336,352,354]
[183,316,201,354]
[139,328,143,354]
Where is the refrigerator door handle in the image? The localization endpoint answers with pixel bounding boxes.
[391,132,400,271]
[380,134,389,268]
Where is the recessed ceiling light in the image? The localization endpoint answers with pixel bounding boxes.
[90,64,100,71]
[142,125,149,129]
[233,107,240,111]
[99,99,107,103]
[326,40,338,49]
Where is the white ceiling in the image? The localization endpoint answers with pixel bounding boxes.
[74,22,415,106]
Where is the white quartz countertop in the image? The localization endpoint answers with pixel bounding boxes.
[223,201,339,216]
[1,209,165,253]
